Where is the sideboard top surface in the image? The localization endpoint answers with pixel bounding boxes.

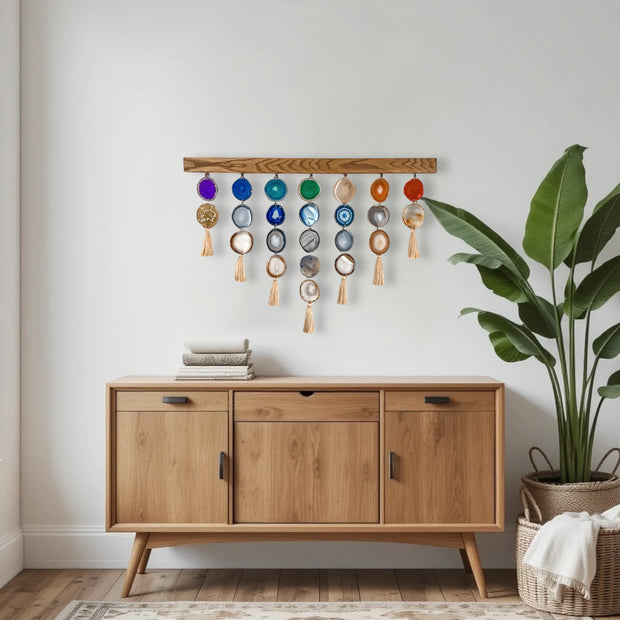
[108,376,503,390]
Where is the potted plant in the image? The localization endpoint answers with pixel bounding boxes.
[424,145,620,521]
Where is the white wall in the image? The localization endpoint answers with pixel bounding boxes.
[20,0,620,569]
[0,0,23,587]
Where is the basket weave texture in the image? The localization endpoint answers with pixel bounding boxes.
[516,516,620,616]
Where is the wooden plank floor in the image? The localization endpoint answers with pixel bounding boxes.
[0,569,616,619]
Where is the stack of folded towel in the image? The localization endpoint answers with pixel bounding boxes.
[174,339,254,381]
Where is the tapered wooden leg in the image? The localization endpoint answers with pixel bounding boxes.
[122,532,149,597]
[459,548,472,574]
[462,533,487,598]
[137,547,152,574]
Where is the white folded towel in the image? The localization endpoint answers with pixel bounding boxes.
[184,339,249,354]
[523,504,620,602]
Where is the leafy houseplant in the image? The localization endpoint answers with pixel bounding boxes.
[424,145,620,485]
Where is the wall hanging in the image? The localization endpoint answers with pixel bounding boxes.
[185,157,437,332]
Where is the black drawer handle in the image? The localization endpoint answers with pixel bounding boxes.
[219,451,226,480]
[425,396,450,404]
[162,396,188,404]
[299,391,315,397]
[389,451,395,479]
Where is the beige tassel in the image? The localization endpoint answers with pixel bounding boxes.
[201,229,213,256]
[373,255,384,286]
[408,230,420,259]
[268,278,279,306]
[337,276,348,305]
[303,302,314,334]
[234,254,246,282]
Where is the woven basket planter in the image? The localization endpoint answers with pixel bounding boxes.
[521,447,620,523]
[516,516,620,616]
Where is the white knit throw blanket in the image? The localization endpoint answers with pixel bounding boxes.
[523,504,620,602]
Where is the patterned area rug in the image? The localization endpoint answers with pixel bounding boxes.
[55,601,592,620]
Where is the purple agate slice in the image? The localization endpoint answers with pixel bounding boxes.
[197,176,218,201]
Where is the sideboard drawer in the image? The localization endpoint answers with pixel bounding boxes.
[116,391,228,411]
[385,390,495,412]
[234,391,379,421]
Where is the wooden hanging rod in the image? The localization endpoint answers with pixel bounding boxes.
[183,157,437,175]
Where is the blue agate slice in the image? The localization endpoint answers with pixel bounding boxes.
[266,204,285,226]
[335,229,354,252]
[264,177,287,201]
[335,204,354,226]
[232,177,252,201]
[232,204,253,229]
[299,203,320,227]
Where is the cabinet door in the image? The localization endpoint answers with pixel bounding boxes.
[116,410,228,524]
[385,410,495,524]
[234,422,379,523]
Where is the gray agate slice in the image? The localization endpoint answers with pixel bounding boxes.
[232,204,253,229]
[299,229,320,252]
[267,228,286,253]
[300,255,320,277]
[335,229,354,252]
[368,205,390,228]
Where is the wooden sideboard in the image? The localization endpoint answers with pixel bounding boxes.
[106,376,504,597]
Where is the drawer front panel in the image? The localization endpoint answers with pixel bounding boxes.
[385,390,495,412]
[116,390,228,411]
[234,391,379,422]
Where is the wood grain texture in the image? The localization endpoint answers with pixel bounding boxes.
[233,569,279,602]
[183,157,437,175]
[385,410,495,524]
[115,390,227,411]
[234,421,379,523]
[277,569,320,601]
[395,569,445,601]
[195,569,241,601]
[234,391,379,422]
[357,569,402,601]
[319,570,360,602]
[385,390,496,411]
[115,411,228,524]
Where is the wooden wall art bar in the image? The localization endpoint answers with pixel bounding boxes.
[184,157,437,175]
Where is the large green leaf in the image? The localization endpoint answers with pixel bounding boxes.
[460,308,556,366]
[572,255,620,317]
[518,296,557,338]
[425,198,530,278]
[598,370,620,399]
[476,265,529,303]
[571,182,620,265]
[448,253,503,269]
[523,145,587,270]
[488,331,531,362]
[593,322,620,359]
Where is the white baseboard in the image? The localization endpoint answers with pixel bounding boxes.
[0,528,24,588]
[22,525,517,569]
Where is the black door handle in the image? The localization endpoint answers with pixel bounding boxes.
[425,396,450,404]
[389,451,395,479]
[219,451,226,480]
[162,396,188,404]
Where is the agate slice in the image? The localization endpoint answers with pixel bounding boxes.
[267,228,286,253]
[369,229,390,255]
[196,203,219,228]
[232,176,252,201]
[299,203,320,227]
[335,229,354,252]
[264,177,287,201]
[197,175,218,201]
[298,177,321,201]
[230,230,253,254]
[299,279,320,303]
[232,204,253,229]
[335,253,355,276]
[403,178,424,202]
[370,177,389,202]
[267,254,287,277]
[368,205,390,228]
[334,204,354,226]
[402,202,425,229]
[300,254,320,278]
[266,204,286,226]
[299,229,320,252]
[333,177,356,203]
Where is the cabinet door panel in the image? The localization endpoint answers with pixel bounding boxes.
[116,411,228,524]
[234,422,379,523]
[386,411,495,524]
